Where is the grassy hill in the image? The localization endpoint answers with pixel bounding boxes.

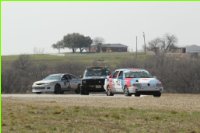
[2,52,147,68]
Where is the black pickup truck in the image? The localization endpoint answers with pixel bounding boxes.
[80,66,110,95]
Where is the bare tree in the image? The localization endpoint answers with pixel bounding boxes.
[147,38,163,54]
[162,34,178,53]
[12,54,32,71]
[147,34,178,54]
[93,37,105,53]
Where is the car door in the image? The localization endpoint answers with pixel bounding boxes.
[69,75,79,89]
[111,71,119,92]
[61,74,70,90]
[115,71,124,92]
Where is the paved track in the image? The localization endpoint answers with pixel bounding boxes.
[3,93,200,111]
[2,93,146,98]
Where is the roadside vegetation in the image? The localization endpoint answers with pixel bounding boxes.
[2,52,200,93]
[2,94,200,133]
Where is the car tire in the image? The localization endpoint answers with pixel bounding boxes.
[124,86,132,96]
[153,92,161,97]
[135,92,140,97]
[106,86,114,96]
[75,84,81,94]
[54,84,61,94]
[36,92,42,94]
[60,90,64,94]
[80,86,89,95]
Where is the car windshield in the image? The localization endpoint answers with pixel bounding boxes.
[85,68,109,77]
[43,75,61,80]
[125,71,152,78]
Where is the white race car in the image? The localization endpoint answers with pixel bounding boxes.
[105,68,163,97]
[32,73,81,94]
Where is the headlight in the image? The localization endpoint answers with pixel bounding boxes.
[156,83,163,88]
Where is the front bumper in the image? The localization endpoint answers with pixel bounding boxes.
[32,85,54,93]
[81,85,105,92]
[82,78,105,92]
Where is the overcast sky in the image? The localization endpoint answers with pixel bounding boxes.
[2,2,200,55]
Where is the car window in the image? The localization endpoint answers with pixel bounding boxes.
[67,75,72,80]
[85,67,110,77]
[62,75,69,80]
[70,75,77,79]
[118,71,123,79]
[125,71,152,78]
[44,75,61,80]
[112,71,119,78]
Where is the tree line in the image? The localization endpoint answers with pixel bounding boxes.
[52,32,178,54]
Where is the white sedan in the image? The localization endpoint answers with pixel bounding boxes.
[32,73,81,94]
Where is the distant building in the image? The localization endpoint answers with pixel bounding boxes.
[185,45,200,53]
[171,47,186,53]
[185,45,200,58]
[90,44,128,53]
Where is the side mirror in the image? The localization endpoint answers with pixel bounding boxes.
[79,75,83,78]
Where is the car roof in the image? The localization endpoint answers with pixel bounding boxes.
[87,66,108,68]
[115,68,148,73]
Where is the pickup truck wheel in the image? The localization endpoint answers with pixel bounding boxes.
[75,85,81,94]
[54,84,61,94]
[135,92,140,97]
[80,86,89,95]
[124,87,132,96]
[153,92,161,97]
[106,86,114,96]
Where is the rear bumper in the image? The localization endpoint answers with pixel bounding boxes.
[128,86,163,94]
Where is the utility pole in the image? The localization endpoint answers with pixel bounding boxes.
[136,36,138,58]
[143,32,146,54]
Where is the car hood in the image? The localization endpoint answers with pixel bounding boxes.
[34,80,58,84]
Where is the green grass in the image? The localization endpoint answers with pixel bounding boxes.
[2,52,148,68]
[3,97,200,133]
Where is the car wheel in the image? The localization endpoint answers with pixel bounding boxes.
[36,92,42,94]
[60,90,64,94]
[124,86,132,96]
[80,86,89,95]
[153,92,161,97]
[54,84,61,94]
[75,84,81,94]
[106,86,114,96]
[135,92,140,97]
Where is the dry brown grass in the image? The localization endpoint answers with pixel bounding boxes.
[2,94,200,133]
